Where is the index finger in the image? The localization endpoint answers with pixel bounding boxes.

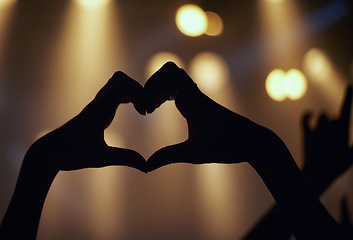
[144,62,181,114]
[94,71,146,115]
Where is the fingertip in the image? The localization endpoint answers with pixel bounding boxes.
[134,102,146,116]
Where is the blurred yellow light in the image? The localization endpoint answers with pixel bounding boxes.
[145,52,184,78]
[76,0,110,10]
[303,48,332,82]
[205,11,223,36]
[283,69,307,100]
[176,4,208,37]
[265,69,286,101]
[189,52,229,93]
[0,0,16,7]
[266,68,307,101]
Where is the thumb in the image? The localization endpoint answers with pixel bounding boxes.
[98,147,147,173]
[147,141,213,172]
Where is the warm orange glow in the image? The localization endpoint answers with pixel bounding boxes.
[189,52,229,94]
[265,69,286,101]
[145,52,184,79]
[302,48,332,82]
[302,48,346,107]
[0,0,16,69]
[76,0,110,10]
[176,4,208,37]
[0,0,16,7]
[205,11,223,36]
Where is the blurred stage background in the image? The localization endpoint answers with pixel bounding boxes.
[0,0,352,239]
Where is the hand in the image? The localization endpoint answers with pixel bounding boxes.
[145,62,344,239]
[24,71,147,174]
[302,86,353,193]
[145,62,276,171]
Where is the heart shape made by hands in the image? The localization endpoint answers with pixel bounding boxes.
[31,61,272,175]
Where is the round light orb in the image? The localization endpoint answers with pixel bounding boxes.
[265,69,286,101]
[303,48,331,82]
[145,52,184,79]
[205,11,223,36]
[175,4,208,37]
[283,69,307,100]
[189,52,229,93]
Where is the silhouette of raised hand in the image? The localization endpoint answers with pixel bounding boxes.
[302,86,353,193]
[146,62,344,239]
[0,71,147,240]
[243,86,353,240]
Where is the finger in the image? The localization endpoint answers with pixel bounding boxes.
[106,71,146,115]
[317,113,330,130]
[144,62,181,114]
[116,72,146,115]
[92,71,145,114]
[302,112,313,136]
[147,142,194,172]
[147,141,219,172]
[338,85,352,131]
[80,72,145,129]
[99,147,147,173]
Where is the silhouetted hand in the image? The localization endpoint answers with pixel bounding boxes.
[302,86,353,193]
[243,86,353,240]
[0,71,147,240]
[145,62,273,171]
[145,62,344,239]
[25,71,147,174]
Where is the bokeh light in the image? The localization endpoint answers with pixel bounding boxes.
[283,69,307,100]
[76,0,110,10]
[265,69,286,101]
[302,48,332,82]
[205,11,223,36]
[189,52,229,94]
[0,0,16,7]
[176,4,208,37]
[145,52,184,78]
[266,68,307,101]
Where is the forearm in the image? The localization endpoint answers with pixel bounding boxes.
[248,130,343,240]
[0,151,57,239]
[244,163,337,240]
[243,204,292,240]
